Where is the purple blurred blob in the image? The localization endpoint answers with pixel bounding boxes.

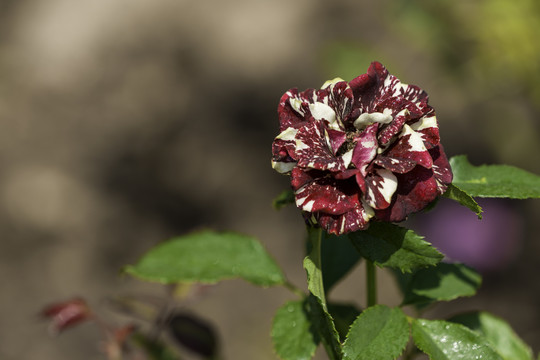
[414,198,524,273]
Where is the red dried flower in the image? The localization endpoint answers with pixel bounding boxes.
[41,297,92,334]
[272,62,452,234]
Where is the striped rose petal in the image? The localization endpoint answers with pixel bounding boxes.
[365,168,398,210]
[294,121,346,172]
[375,166,439,222]
[382,124,433,170]
[294,176,359,215]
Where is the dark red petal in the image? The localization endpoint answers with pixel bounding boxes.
[291,167,322,191]
[381,74,429,104]
[349,62,388,113]
[327,80,354,122]
[294,176,360,215]
[277,89,307,131]
[295,122,345,172]
[375,166,439,222]
[429,144,453,193]
[356,172,367,193]
[399,83,429,103]
[317,205,371,235]
[327,128,347,154]
[378,107,411,145]
[278,87,325,131]
[272,138,296,162]
[383,125,433,169]
[348,73,371,94]
[314,88,330,103]
[334,168,360,180]
[271,134,298,174]
[374,96,413,117]
[374,156,417,174]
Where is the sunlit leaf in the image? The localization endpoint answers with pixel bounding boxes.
[450,311,533,360]
[450,155,540,199]
[125,230,285,286]
[412,319,502,360]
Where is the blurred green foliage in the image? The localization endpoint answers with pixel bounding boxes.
[391,0,540,100]
[320,0,540,171]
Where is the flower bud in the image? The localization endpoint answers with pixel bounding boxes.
[41,297,92,334]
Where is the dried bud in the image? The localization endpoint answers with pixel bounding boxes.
[41,297,92,334]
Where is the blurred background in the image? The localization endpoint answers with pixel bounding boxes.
[1,0,539,358]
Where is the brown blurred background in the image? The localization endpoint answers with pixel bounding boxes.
[1,0,539,359]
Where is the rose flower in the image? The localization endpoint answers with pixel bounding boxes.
[272,62,452,235]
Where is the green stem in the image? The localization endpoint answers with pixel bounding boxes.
[311,227,327,304]
[366,259,377,307]
[306,226,342,360]
[283,280,304,298]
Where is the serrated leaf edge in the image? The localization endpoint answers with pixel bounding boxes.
[342,305,409,360]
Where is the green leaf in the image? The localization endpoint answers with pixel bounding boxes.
[412,318,503,360]
[449,311,533,360]
[273,189,295,210]
[271,300,319,360]
[443,183,483,218]
[319,232,362,293]
[327,303,361,341]
[343,305,409,360]
[402,263,482,305]
[125,230,285,286]
[304,227,343,359]
[450,155,540,199]
[349,222,443,273]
